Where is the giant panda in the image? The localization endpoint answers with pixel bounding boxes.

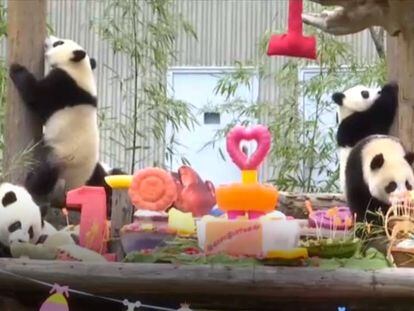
[332,83,398,191]
[345,135,414,223]
[0,182,48,257]
[9,35,119,207]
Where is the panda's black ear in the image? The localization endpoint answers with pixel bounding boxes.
[332,92,345,105]
[2,191,17,207]
[405,152,414,166]
[371,153,384,170]
[39,204,48,219]
[90,58,97,70]
[71,50,86,62]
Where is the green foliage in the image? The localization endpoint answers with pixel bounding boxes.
[123,236,390,269]
[0,143,38,183]
[92,0,197,172]
[313,247,390,269]
[209,28,386,193]
[123,237,259,266]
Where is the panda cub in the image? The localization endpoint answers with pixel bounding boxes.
[0,183,49,257]
[345,135,414,222]
[332,83,398,191]
[9,35,115,204]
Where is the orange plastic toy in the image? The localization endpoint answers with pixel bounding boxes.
[216,125,279,219]
[129,167,177,211]
[216,182,278,214]
[128,166,216,216]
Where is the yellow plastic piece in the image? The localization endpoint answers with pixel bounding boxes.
[241,170,258,184]
[104,175,133,189]
[141,223,155,231]
[266,248,308,259]
[168,208,196,235]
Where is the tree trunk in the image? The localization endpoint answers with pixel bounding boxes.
[387,12,414,150]
[4,0,46,183]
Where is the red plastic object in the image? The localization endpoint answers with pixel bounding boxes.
[267,0,316,59]
[172,166,216,217]
[66,186,110,255]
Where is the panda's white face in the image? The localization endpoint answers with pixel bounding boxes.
[44,35,97,96]
[332,85,381,121]
[45,36,93,69]
[362,137,414,204]
[0,183,43,247]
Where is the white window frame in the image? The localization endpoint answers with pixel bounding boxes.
[165,66,261,174]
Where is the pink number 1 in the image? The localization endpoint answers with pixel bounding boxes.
[66,186,108,255]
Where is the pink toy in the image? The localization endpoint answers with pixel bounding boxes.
[39,284,69,311]
[308,206,353,230]
[66,186,110,256]
[226,125,271,170]
[267,0,316,59]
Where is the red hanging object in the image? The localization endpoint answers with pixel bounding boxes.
[267,0,316,59]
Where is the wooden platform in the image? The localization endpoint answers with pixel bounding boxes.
[0,259,414,310]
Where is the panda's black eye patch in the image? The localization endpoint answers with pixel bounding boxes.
[361,90,369,99]
[406,180,413,190]
[2,191,17,207]
[8,221,21,233]
[371,153,384,170]
[385,181,397,194]
[53,40,64,48]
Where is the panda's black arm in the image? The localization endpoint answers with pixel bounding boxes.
[0,243,11,257]
[9,64,39,108]
[30,69,76,119]
[337,114,375,147]
[365,84,398,129]
[10,65,69,113]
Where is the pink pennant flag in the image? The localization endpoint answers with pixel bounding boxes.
[39,284,69,311]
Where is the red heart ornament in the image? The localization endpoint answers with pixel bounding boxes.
[226,125,271,170]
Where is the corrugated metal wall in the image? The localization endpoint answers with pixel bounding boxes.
[7,0,380,173]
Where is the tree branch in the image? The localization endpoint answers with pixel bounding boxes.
[368,27,385,58]
[302,7,380,35]
[303,0,402,36]
[309,0,356,6]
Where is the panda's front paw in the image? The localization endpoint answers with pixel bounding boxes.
[10,63,27,75]
[382,81,399,93]
[9,63,29,83]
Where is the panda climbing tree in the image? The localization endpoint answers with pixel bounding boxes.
[303,0,414,152]
[332,83,398,192]
[5,1,120,214]
[303,0,414,224]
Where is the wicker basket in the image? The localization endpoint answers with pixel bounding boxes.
[390,246,414,267]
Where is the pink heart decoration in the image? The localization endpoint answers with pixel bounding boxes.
[226,125,271,170]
